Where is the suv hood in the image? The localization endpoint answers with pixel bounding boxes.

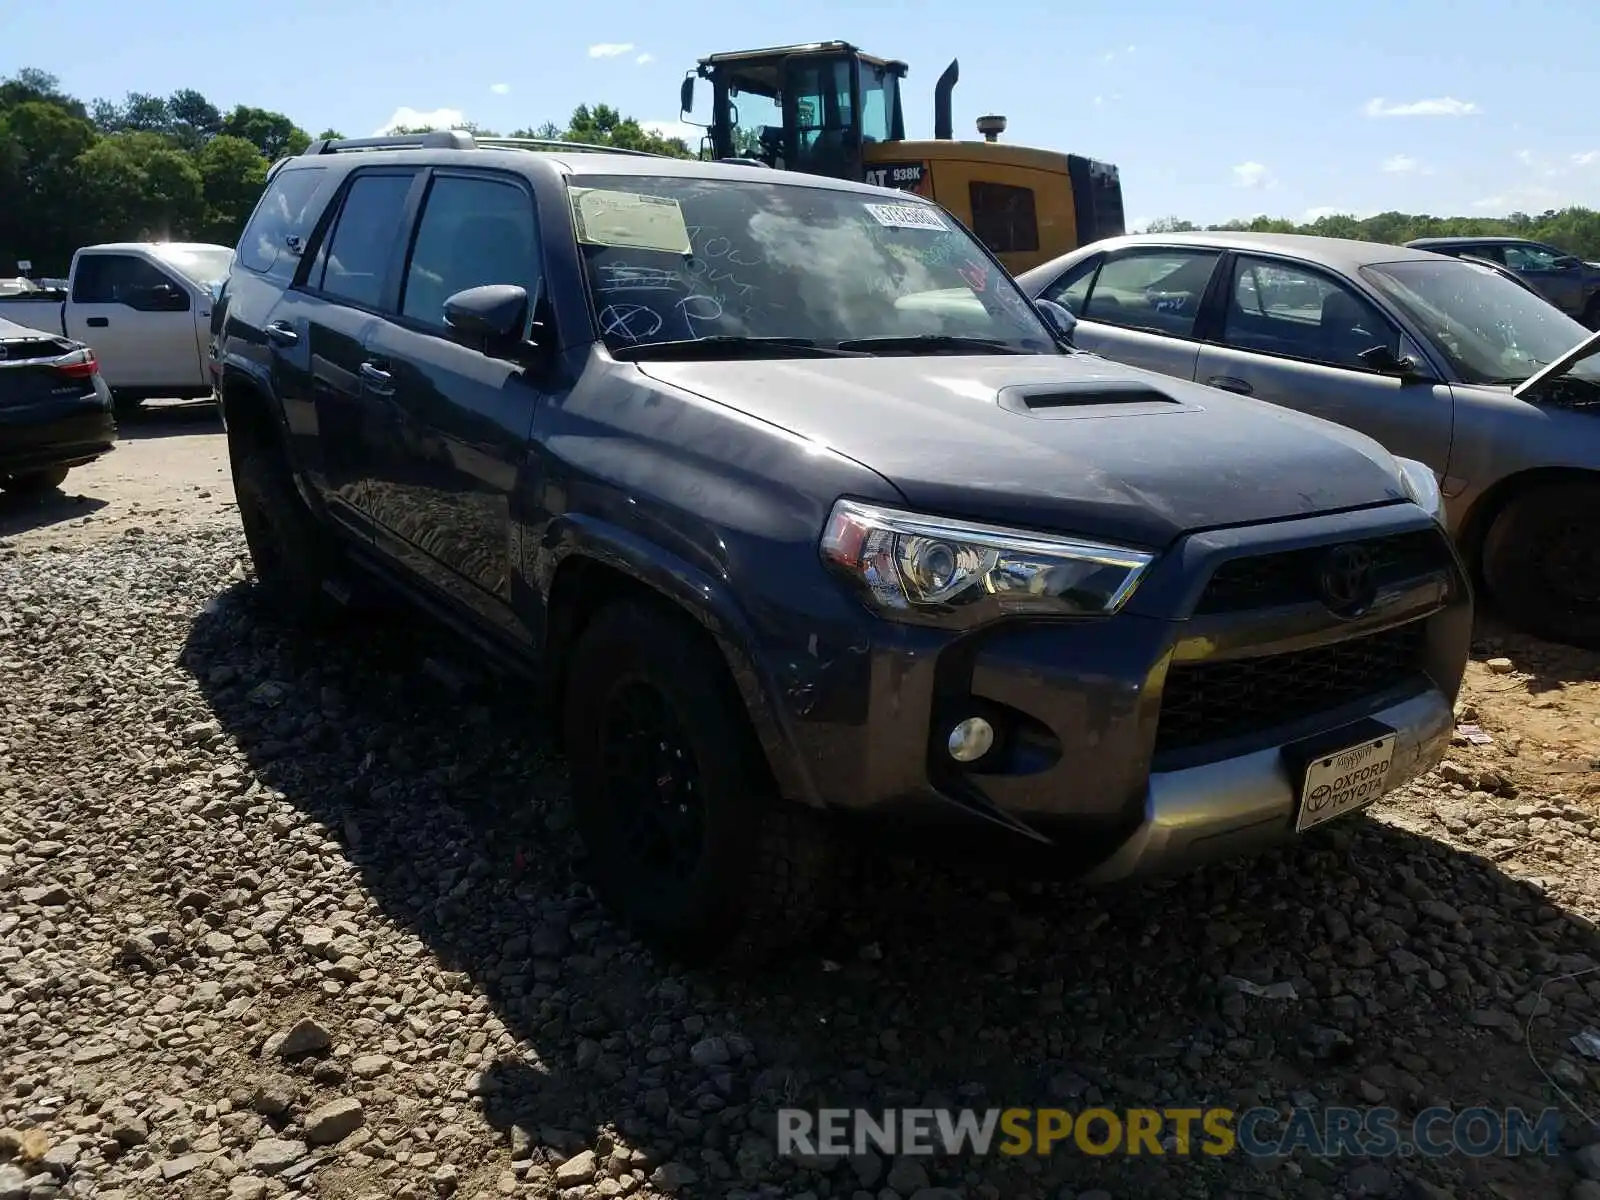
[635,354,1409,547]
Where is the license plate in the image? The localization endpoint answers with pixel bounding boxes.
[1295,734,1397,832]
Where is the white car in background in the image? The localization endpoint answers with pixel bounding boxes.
[0,241,234,412]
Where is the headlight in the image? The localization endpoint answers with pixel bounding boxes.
[1395,456,1445,524]
[819,499,1154,627]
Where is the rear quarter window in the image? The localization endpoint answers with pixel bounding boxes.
[238,167,330,279]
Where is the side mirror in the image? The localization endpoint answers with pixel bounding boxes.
[443,283,537,354]
[1035,298,1078,347]
[1358,344,1427,379]
[680,76,695,116]
[1554,255,1583,271]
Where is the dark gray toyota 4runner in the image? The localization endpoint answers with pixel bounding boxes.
[211,131,1472,963]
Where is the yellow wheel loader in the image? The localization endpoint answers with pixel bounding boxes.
[679,41,1126,274]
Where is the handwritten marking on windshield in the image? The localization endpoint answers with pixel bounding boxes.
[598,304,663,342]
[678,295,724,338]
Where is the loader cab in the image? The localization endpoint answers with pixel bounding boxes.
[685,42,906,179]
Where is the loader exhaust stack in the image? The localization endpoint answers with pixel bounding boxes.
[933,59,959,140]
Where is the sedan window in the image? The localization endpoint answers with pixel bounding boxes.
[1080,248,1221,337]
[1221,256,1397,370]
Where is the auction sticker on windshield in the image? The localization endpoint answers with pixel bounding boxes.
[865,203,949,233]
[1295,733,1396,832]
[570,188,692,255]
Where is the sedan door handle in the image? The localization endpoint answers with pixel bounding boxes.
[86,316,109,328]
[1206,375,1254,395]
[360,360,394,395]
[265,321,299,347]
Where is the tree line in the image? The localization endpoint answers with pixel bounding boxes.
[0,68,694,277]
[1145,208,1600,259]
[6,65,1598,277]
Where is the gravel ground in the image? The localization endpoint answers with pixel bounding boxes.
[4,412,1600,1200]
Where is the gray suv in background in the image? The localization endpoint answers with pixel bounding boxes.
[1405,236,1600,328]
[212,135,1472,964]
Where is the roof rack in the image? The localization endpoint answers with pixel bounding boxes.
[298,131,672,159]
[303,130,476,155]
[473,136,668,158]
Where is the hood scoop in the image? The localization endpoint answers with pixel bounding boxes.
[996,379,1202,420]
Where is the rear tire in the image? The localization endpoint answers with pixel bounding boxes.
[1584,297,1600,332]
[112,393,143,416]
[563,599,835,966]
[1481,481,1600,648]
[232,443,341,625]
[0,466,70,494]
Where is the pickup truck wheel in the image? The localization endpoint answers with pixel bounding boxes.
[564,600,834,965]
[0,466,70,494]
[233,446,340,624]
[1481,481,1600,648]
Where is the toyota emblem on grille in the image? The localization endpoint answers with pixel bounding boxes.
[1318,543,1376,617]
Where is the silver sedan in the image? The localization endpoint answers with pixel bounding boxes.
[1018,232,1600,648]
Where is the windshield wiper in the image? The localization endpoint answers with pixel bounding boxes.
[834,334,1028,355]
[611,336,864,361]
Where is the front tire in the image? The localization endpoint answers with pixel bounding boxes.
[563,600,835,965]
[1481,481,1600,648]
[232,444,341,625]
[0,466,70,494]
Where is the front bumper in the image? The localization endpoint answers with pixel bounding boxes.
[0,387,117,477]
[750,501,1472,880]
[1080,686,1453,881]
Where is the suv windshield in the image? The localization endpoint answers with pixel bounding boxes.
[1361,258,1600,386]
[568,174,1058,357]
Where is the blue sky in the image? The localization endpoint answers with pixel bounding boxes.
[6,0,1599,226]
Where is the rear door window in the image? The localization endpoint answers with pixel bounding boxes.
[238,167,328,277]
[1081,248,1221,336]
[307,172,416,311]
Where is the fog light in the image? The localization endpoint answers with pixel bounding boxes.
[947,716,995,763]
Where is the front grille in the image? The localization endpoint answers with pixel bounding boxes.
[1155,620,1427,755]
[1194,529,1451,615]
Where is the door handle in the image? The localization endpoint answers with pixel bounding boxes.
[265,321,298,347]
[86,317,109,328]
[1206,375,1254,395]
[360,360,394,395]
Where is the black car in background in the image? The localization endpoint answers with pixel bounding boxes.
[1406,236,1600,328]
[0,317,117,494]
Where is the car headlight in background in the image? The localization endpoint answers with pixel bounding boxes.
[1395,456,1445,524]
[820,499,1154,627]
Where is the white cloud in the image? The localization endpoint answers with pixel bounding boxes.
[588,42,634,58]
[1092,95,1104,107]
[1363,96,1479,118]
[1382,154,1418,173]
[374,106,465,135]
[1232,161,1272,189]
[635,52,654,65]
[1573,151,1600,167]
[489,83,510,95]
[641,119,701,146]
